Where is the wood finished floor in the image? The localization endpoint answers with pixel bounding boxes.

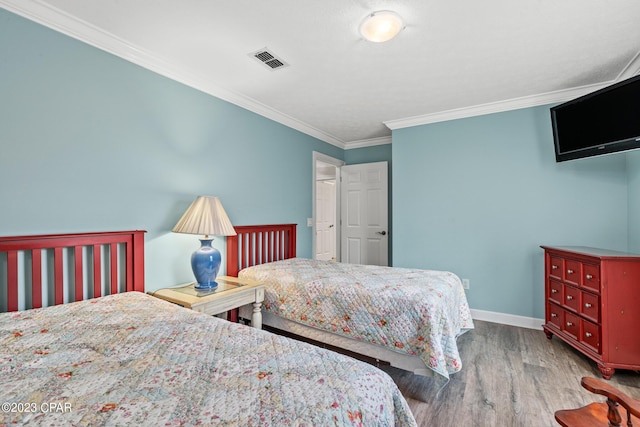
[378,320,640,427]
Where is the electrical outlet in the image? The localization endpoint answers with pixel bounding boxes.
[462,279,470,289]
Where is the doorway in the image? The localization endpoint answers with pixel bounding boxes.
[312,152,343,261]
[312,153,389,265]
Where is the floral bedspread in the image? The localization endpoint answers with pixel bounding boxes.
[0,292,416,426]
[239,258,474,380]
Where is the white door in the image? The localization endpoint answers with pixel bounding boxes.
[315,179,336,261]
[313,152,343,262]
[340,161,388,266]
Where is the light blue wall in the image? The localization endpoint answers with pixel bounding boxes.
[344,144,392,165]
[628,151,640,253]
[392,106,628,319]
[4,8,637,319]
[0,9,343,291]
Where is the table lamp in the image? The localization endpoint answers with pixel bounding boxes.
[172,196,236,290]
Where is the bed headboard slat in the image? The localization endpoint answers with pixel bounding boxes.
[53,246,64,306]
[0,230,146,312]
[110,242,119,295]
[74,245,83,303]
[93,243,102,298]
[7,250,18,312]
[227,224,297,277]
[31,248,43,309]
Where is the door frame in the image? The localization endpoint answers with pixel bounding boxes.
[312,152,344,261]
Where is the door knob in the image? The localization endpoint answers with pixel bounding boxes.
[377,231,387,235]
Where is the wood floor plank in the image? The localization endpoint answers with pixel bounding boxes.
[380,320,640,427]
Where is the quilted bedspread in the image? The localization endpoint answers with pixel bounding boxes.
[239,259,474,380]
[0,292,416,426]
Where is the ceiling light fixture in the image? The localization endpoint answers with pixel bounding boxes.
[359,10,404,43]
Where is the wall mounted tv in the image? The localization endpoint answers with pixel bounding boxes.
[550,74,640,162]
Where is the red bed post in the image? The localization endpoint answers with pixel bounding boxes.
[286,226,296,264]
[227,232,239,277]
[131,230,145,292]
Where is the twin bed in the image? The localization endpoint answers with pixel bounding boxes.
[0,229,415,426]
[0,224,473,426]
[227,224,474,381]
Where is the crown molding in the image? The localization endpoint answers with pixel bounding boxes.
[343,135,392,150]
[0,0,347,150]
[384,82,614,130]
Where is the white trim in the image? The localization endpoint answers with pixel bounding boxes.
[344,136,392,149]
[384,82,613,130]
[470,308,544,330]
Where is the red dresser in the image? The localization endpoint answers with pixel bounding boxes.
[541,246,640,379]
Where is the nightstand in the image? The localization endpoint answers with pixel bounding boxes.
[149,276,264,329]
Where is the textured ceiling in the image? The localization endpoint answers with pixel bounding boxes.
[3,0,640,149]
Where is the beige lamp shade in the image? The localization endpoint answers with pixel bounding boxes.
[172,196,236,237]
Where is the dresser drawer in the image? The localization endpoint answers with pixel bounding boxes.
[548,279,562,305]
[564,259,582,286]
[549,256,564,280]
[563,285,580,312]
[563,312,580,340]
[582,263,600,292]
[581,319,601,354]
[581,292,599,323]
[548,303,563,330]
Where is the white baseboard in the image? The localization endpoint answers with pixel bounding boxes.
[470,309,544,330]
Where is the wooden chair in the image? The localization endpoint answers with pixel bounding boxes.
[555,377,640,427]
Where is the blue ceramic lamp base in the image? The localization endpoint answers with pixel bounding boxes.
[191,238,221,290]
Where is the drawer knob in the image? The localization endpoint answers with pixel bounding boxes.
[551,289,558,294]
[566,295,573,301]
[585,332,592,338]
[566,322,573,327]
[586,274,593,280]
[567,269,574,274]
[584,303,592,308]
[552,265,558,270]
[551,313,557,318]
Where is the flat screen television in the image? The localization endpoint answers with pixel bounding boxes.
[550,74,640,162]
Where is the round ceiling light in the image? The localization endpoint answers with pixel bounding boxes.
[359,10,404,43]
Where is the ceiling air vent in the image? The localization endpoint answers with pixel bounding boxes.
[249,48,289,71]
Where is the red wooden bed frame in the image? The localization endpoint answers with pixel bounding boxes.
[0,230,146,312]
[226,224,297,277]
